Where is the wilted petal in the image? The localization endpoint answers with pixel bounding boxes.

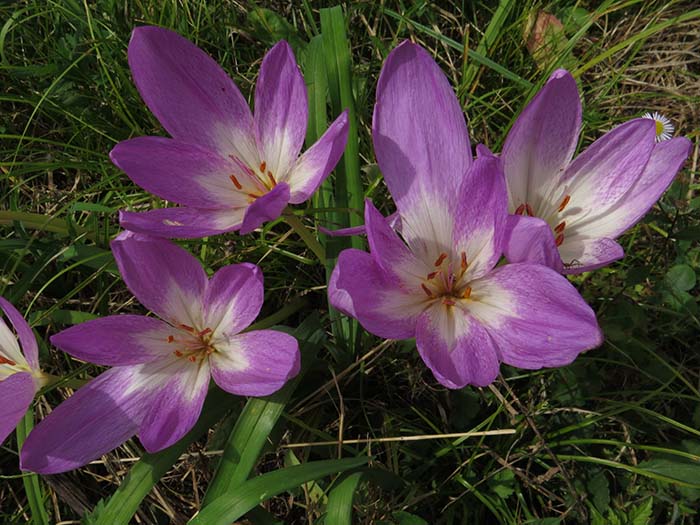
[20,367,151,474]
[0,297,37,369]
[138,358,210,452]
[119,207,244,239]
[373,41,471,221]
[111,233,207,326]
[110,137,251,209]
[558,237,624,274]
[329,249,422,340]
[239,182,290,235]
[503,215,563,273]
[205,263,263,337]
[0,372,35,445]
[570,137,692,240]
[127,26,257,162]
[254,41,307,178]
[285,111,349,204]
[469,263,603,369]
[50,315,175,366]
[453,154,508,280]
[562,119,656,216]
[210,330,300,397]
[502,70,581,212]
[415,306,499,389]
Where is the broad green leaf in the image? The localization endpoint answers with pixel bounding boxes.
[665,264,696,292]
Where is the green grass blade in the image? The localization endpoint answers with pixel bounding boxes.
[89,388,234,525]
[324,471,364,525]
[15,408,50,525]
[188,457,369,525]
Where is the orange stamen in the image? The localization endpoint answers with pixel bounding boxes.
[247,193,259,200]
[442,298,456,306]
[555,233,565,246]
[260,161,267,173]
[188,355,196,362]
[558,195,571,212]
[421,283,434,297]
[515,204,526,215]
[174,350,183,357]
[554,221,566,234]
[167,335,175,343]
[434,252,448,267]
[266,170,276,187]
[462,287,472,299]
[229,174,243,190]
[0,355,17,366]
[426,271,439,280]
[525,204,535,217]
[198,328,212,337]
[460,252,468,272]
[178,324,195,333]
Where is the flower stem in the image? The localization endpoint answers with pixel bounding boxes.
[283,211,326,263]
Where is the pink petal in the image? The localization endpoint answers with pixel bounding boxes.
[111,232,207,326]
[559,237,624,274]
[239,182,290,235]
[503,214,564,273]
[128,26,257,162]
[209,330,300,397]
[415,306,500,389]
[110,137,251,209]
[50,315,175,366]
[502,69,581,212]
[20,367,150,474]
[138,358,210,452]
[373,41,471,222]
[285,111,349,204]
[469,263,603,369]
[0,372,35,445]
[205,263,264,337]
[328,249,421,340]
[254,41,307,179]
[119,207,244,239]
[0,297,38,370]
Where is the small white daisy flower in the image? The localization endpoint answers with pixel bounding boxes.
[642,111,674,142]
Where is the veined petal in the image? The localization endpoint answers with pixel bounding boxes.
[502,70,581,212]
[119,207,244,239]
[50,315,175,366]
[365,200,424,285]
[415,306,499,389]
[254,41,307,179]
[285,111,349,204]
[503,215,563,273]
[453,153,508,280]
[138,358,210,452]
[110,137,252,209]
[205,263,263,338]
[319,211,402,238]
[0,372,35,445]
[111,232,207,327]
[558,237,624,274]
[20,366,151,474]
[569,137,692,240]
[128,26,257,163]
[210,329,300,397]
[373,41,471,221]
[0,298,35,369]
[329,249,422,340]
[239,182,290,235]
[469,263,603,369]
[562,119,656,218]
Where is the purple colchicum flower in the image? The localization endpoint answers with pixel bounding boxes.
[501,70,691,274]
[21,233,300,474]
[0,298,46,444]
[328,42,603,390]
[111,26,349,238]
